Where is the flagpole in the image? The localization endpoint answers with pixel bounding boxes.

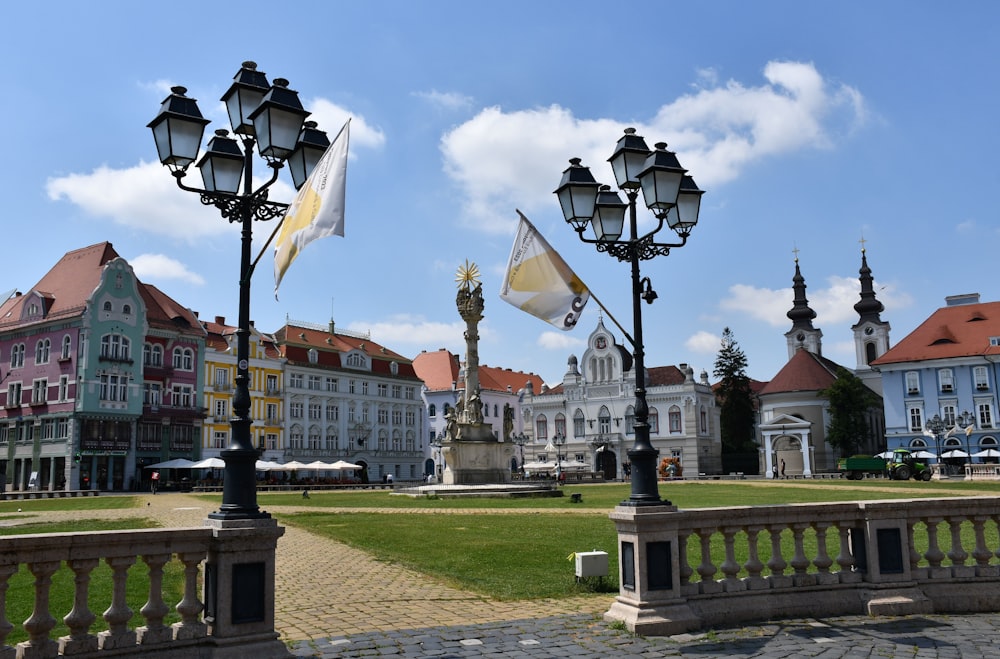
[586,289,635,348]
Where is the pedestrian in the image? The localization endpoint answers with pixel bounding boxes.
[151,471,160,494]
[780,459,786,479]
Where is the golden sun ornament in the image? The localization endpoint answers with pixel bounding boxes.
[455,260,481,289]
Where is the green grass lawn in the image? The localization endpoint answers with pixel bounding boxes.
[0,496,139,514]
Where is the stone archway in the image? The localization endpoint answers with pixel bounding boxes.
[773,436,803,477]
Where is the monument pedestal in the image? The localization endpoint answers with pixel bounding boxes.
[441,423,513,485]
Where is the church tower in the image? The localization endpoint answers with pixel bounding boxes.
[784,256,822,359]
[851,246,890,394]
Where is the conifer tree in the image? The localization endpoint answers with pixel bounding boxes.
[820,367,879,457]
[713,328,757,453]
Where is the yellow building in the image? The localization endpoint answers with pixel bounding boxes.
[201,316,285,464]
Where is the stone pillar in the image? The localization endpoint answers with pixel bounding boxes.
[605,504,701,635]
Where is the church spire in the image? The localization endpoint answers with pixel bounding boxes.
[786,256,817,330]
[853,246,884,323]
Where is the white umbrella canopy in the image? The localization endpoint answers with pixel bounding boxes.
[329,460,362,470]
[941,449,970,459]
[972,448,1000,458]
[875,451,893,458]
[304,460,336,470]
[523,461,556,470]
[255,460,284,470]
[190,457,226,469]
[911,450,938,459]
[146,458,196,469]
[275,461,308,471]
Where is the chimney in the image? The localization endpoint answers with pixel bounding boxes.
[215,316,225,325]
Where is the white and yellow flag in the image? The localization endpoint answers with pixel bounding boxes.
[500,211,589,330]
[274,118,350,296]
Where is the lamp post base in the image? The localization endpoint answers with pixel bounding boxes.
[208,448,270,521]
[624,447,668,506]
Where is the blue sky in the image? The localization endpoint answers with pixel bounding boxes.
[4,2,998,385]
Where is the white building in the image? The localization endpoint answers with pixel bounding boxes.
[521,319,721,478]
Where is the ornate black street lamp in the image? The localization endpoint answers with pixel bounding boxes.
[513,433,528,477]
[555,128,704,506]
[148,62,328,520]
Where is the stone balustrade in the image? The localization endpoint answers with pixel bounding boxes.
[0,519,286,658]
[608,496,1000,635]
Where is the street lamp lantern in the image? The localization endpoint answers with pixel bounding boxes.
[221,61,270,136]
[608,127,652,190]
[557,127,704,507]
[149,62,327,521]
[197,129,244,194]
[554,158,601,230]
[147,86,210,171]
[287,121,331,190]
[592,185,627,242]
[636,142,687,214]
[247,78,310,161]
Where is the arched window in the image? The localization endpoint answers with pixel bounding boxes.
[35,338,51,364]
[648,407,659,434]
[429,404,437,418]
[100,334,130,361]
[61,335,72,360]
[535,415,548,440]
[172,347,193,370]
[103,301,112,312]
[123,304,132,315]
[598,407,611,434]
[668,405,682,433]
[573,410,586,437]
[555,413,566,437]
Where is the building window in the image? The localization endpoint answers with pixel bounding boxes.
[598,408,611,435]
[938,369,954,393]
[326,405,339,421]
[392,385,402,399]
[700,406,708,434]
[362,382,369,396]
[101,334,131,361]
[974,366,989,391]
[941,404,956,426]
[171,385,193,407]
[977,402,994,429]
[308,348,318,364]
[6,382,21,407]
[325,377,337,392]
[35,339,51,365]
[215,399,228,418]
[289,374,303,389]
[905,371,920,395]
[669,406,682,433]
[308,375,321,390]
[309,403,322,420]
[143,382,162,405]
[100,374,128,402]
[392,409,402,425]
[648,408,659,434]
[555,414,566,438]
[429,404,437,418]
[58,376,69,401]
[10,344,24,368]
[61,335,72,360]
[171,347,193,370]
[378,408,389,424]
[908,405,924,432]
[573,411,585,438]
[378,383,388,397]
[214,431,228,449]
[290,402,304,419]
[536,415,547,440]
[31,379,48,405]
[625,407,635,435]
[266,433,277,450]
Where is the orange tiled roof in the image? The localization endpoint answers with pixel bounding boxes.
[413,349,460,391]
[758,349,842,396]
[873,300,1000,365]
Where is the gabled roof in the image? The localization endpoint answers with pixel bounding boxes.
[412,349,460,391]
[202,317,282,359]
[758,349,842,396]
[478,364,544,395]
[0,242,119,328]
[873,300,1000,365]
[141,283,205,337]
[271,321,417,378]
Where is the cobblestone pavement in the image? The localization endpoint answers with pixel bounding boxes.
[8,493,1000,657]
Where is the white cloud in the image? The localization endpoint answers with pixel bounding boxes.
[347,315,469,351]
[130,253,206,286]
[413,90,474,112]
[720,284,792,327]
[302,98,385,150]
[538,331,585,352]
[685,330,722,355]
[441,60,866,234]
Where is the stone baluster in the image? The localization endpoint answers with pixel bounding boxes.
[833,523,855,573]
[18,560,60,658]
[137,553,173,645]
[59,557,99,655]
[677,529,696,596]
[923,517,946,569]
[812,522,833,574]
[743,526,765,582]
[719,526,743,590]
[789,524,810,575]
[695,529,717,584]
[946,517,968,567]
[98,556,136,650]
[172,552,207,640]
[766,526,788,579]
[970,516,993,571]
[0,563,17,659]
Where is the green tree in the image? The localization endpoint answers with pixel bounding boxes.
[820,367,879,457]
[713,328,757,453]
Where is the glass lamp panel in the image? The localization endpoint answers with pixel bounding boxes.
[637,143,686,212]
[249,80,309,161]
[671,176,704,229]
[147,87,209,169]
[287,122,330,190]
[592,187,626,241]
[554,158,600,227]
[608,129,651,190]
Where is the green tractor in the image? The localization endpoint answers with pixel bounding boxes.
[886,448,932,481]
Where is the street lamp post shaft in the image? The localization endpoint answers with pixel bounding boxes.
[211,137,264,520]
[624,191,661,505]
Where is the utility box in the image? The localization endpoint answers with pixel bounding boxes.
[575,551,609,578]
